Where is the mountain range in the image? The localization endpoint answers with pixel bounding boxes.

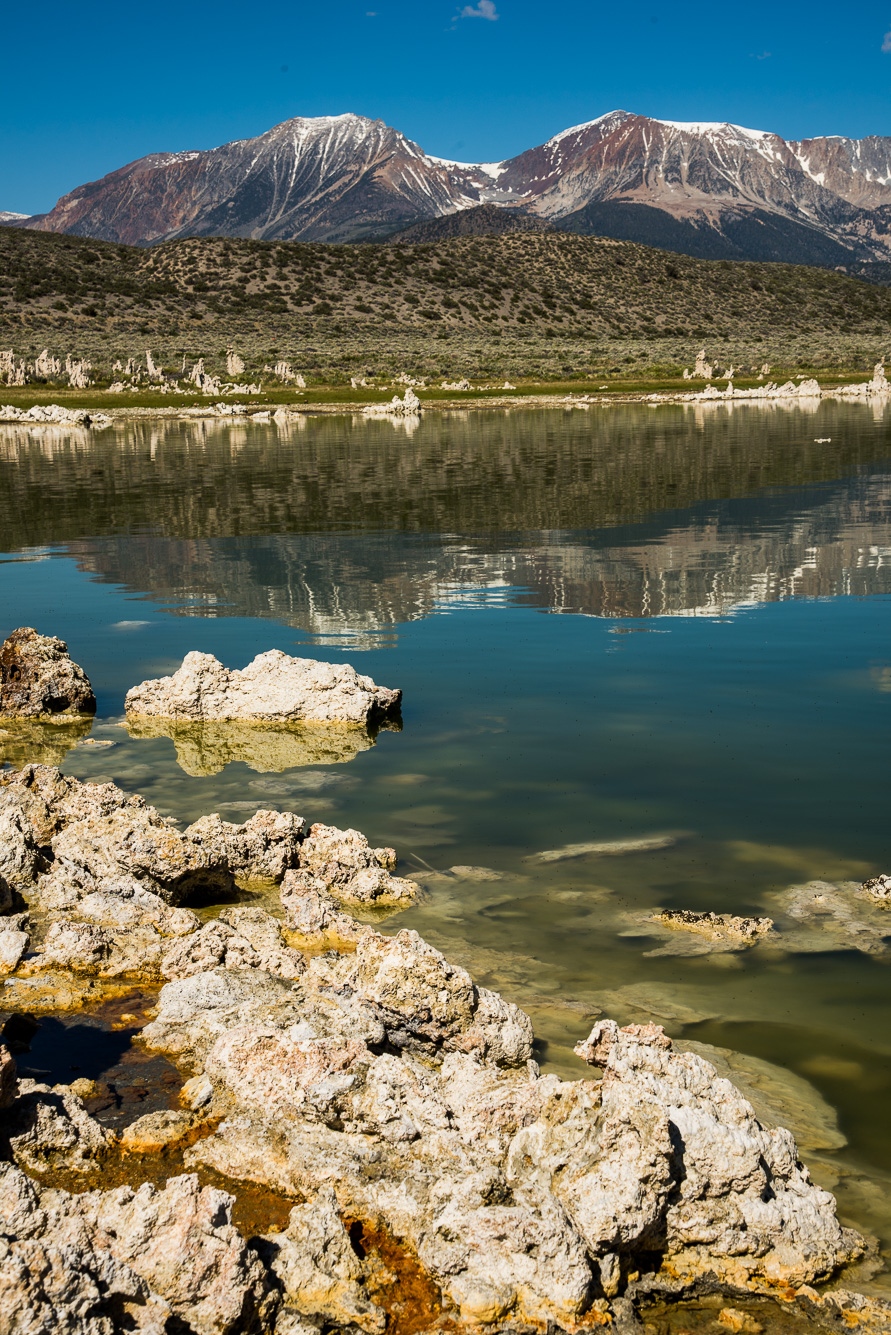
[12,110,891,266]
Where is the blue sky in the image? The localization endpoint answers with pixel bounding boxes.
[5,0,891,214]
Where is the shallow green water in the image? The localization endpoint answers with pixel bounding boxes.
[1,401,890,1282]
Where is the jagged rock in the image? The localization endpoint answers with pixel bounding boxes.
[158,923,261,987]
[862,873,891,900]
[1,1078,115,1175]
[134,926,868,1327]
[573,1021,861,1288]
[362,388,422,417]
[0,764,238,911]
[218,906,306,978]
[93,1173,269,1335]
[0,1161,273,1335]
[0,805,27,890]
[298,823,395,881]
[49,804,235,906]
[645,909,776,956]
[183,809,306,881]
[297,823,417,904]
[142,965,384,1073]
[280,870,367,943]
[34,870,199,937]
[348,929,533,1064]
[0,1161,172,1334]
[27,917,166,978]
[120,1110,203,1154]
[259,1187,385,1332]
[226,348,245,376]
[0,626,96,718]
[125,649,402,726]
[161,919,304,982]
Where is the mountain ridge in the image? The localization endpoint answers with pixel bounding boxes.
[20,110,891,266]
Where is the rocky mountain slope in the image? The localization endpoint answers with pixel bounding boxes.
[24,115,502,247]
[21,110,891,264]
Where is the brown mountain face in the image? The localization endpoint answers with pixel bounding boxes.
[23,109,891,264]
[26,114,496,246]
[498,112,891,264]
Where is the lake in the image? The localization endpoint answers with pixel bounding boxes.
[1,399,889,1284]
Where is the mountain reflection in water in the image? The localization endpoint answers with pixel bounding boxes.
[1,403,889,636]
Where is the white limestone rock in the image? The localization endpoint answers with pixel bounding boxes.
[125,649,402,726]
[362,388,422,417]
[183,809,306,881]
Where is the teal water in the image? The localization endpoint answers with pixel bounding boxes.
[1,401,890,1280]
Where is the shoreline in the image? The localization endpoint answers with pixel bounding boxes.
[2,370,891,424]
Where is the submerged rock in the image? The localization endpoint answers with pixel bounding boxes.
[0,627,96,719]
[526,833,677,863]
[769,879,891,955]
[125,649,402,727]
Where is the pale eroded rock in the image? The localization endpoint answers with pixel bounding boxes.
[125,649,401,726]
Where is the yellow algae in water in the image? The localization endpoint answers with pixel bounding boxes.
[727,840,873,882]
[798,1054,866,1083]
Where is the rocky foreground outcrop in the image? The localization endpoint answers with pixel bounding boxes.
[0,763,420,982]
[125,650,402,727]
[0,627,96,719]
[0,767,886,1332]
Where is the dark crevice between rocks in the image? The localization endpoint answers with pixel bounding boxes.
[343,1216,446,1335]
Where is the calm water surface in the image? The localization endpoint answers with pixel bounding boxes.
[1,401,889,1281]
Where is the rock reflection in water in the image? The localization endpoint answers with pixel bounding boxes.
[0,715,94,767]
[124,715,398,776]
